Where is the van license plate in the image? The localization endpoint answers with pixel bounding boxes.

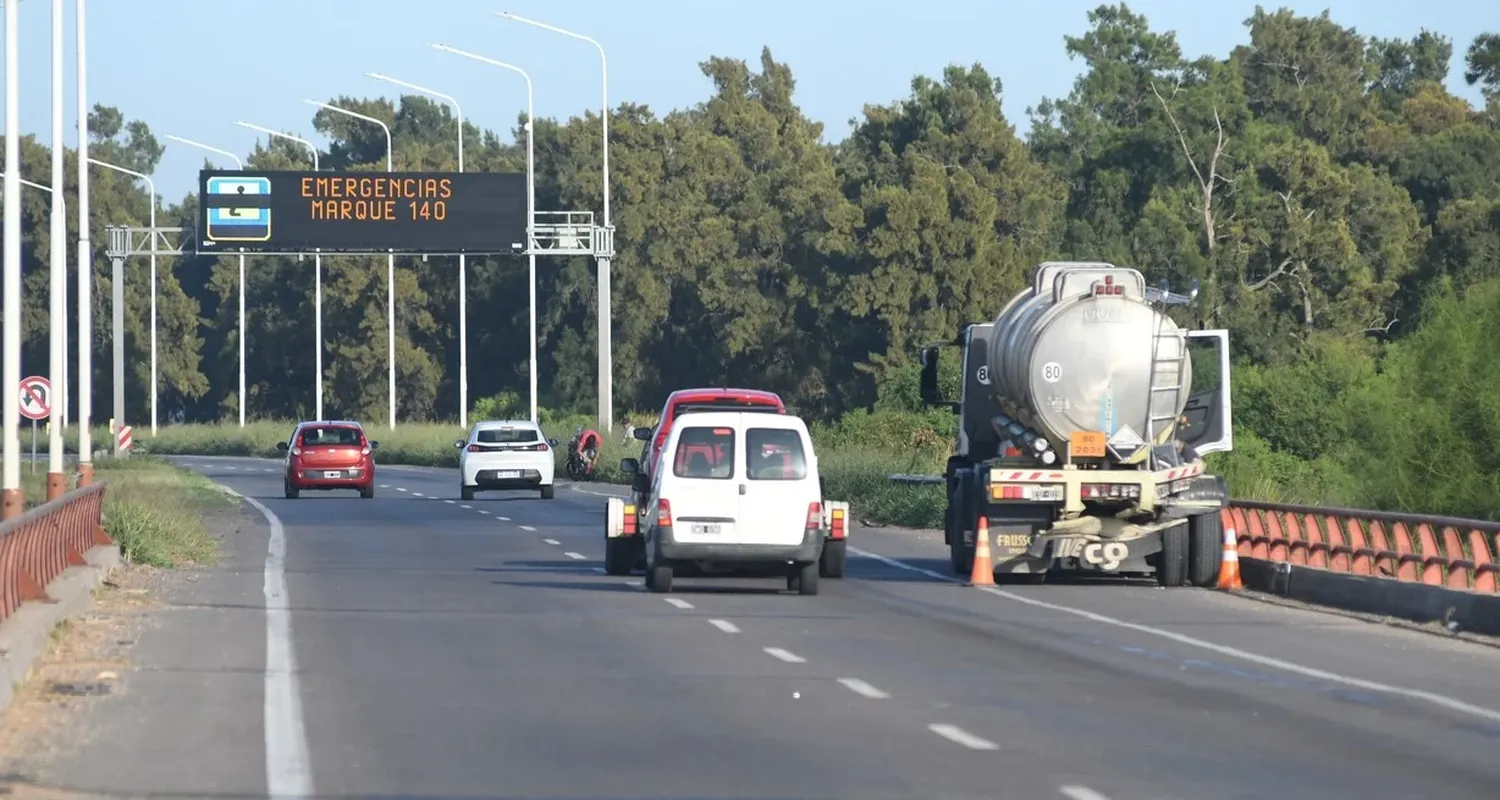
[691,523,722,535]
[496,470,521,479]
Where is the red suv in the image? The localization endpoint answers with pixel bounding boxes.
[629,388,786,509]
[277,420,378,499]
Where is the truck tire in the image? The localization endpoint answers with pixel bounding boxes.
[819,540,847,578]
[1156,523,1189,587]
[1188,511,1224,587]
[949,475,975,576]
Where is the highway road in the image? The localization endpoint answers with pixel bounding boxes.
[25,454,1500,799]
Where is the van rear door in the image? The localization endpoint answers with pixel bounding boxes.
[660,423,742,543]
[736,419,817,547]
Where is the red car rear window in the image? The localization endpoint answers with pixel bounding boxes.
[300,426,363,446]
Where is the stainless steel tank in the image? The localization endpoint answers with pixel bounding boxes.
[986,262,1191,456]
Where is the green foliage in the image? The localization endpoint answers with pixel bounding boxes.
[6,8,1500,524]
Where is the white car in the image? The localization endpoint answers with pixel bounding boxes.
[456,420,559,500]
[611,408,847,595]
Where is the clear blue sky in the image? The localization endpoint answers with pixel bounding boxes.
[2,0,1491,202]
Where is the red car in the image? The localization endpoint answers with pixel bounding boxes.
[277,420,378,499]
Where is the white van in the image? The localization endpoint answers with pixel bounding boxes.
[613,408,843,595]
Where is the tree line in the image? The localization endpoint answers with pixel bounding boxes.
[2,4,1499,514]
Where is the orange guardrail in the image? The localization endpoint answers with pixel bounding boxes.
[0,482,113,623]
[1223,502,1500,594]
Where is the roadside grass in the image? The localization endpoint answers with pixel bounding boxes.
[19,455,225,567]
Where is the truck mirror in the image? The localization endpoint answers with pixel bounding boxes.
[919,348,942,405]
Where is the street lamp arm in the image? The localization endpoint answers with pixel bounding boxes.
[235,121,319,170]
[430,45,534,97]
[305,99,394,172]
[87,157,156,208]
[365,72,463,172]
[493,11,606,61]
[165,134,244,169]
[0,171,54,192]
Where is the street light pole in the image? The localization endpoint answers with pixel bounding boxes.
[366,72,470,428]
[431,45,538,425]
[88,158,156,441]
[165,135,247,427]
[494,11,613,432]
[305,100,396,430]
[235,121,322,421]
[75,0,93,485]
[2,0,23,518]
[47,0,67,500]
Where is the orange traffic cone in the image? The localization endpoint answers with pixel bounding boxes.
[1216,525,1243,590]
[969,517,996,586]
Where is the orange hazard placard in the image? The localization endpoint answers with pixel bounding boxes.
[1070,431,1106,458]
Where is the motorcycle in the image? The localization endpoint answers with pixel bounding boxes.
[565,427,602,481]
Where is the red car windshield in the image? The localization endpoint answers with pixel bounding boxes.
[300,426,364,447]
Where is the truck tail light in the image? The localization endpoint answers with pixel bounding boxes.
[623,504,637,536]
[829,506,846,540]
[657,499,673,528]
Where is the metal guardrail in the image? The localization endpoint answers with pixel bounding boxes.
[887,473,1500,593]
[0,483,113,623]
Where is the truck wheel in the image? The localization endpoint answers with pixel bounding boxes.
[1188,511,1224,587]
[819,540,847,578]
[1156,523,1189,587]
[604,538,635,576]
[951,543,974,576]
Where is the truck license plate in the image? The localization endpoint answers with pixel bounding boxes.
[1030,486,1064,501]
[496,470,521,479]
[691,523,722,535]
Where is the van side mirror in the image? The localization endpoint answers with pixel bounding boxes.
[632,427,652,442]
[619,458,639,474]
[919,347,942,406]
[276,441,289,453]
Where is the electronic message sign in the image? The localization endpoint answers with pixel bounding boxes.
[196,170,527,255]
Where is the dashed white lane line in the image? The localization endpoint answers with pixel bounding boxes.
[848,545,1500,725]
[564,551,586,560]
[443,499,456,505]
[707,619,740,634]
[378,484,390,489]
[836,678,889,699]
[396,487,408,492]
[763,647,806,664]
[1059,786,1112,800]
[520,525,537,532]
[624,580,644,591]
[412,492,425,497]
[663,597,693,610]
[476,509,490,515]
[459,504,472,509]
[543,538,561,545]
[496,516,511,522]
[927,724,998,751]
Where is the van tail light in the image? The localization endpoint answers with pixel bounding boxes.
[830,506,846,540]
[805,502,822,530]
[657,499,673,528]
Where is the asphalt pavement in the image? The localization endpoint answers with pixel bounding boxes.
[32,454,1500,799]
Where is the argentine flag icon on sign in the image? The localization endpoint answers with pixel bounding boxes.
[205,176,272,242]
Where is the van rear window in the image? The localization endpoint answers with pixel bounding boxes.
[673,427,735,480]
[746,429,807,480]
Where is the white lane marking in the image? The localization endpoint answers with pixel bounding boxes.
[226,465,237,470]
[496,516,511,522]
[215,485,315,796]
[763,647,806,664]
[849,545,1500,725]
[625,580,645,591]
[837,678,889,699]
[412,492,425,497]
[564,551,586,560]
[707,619,740,634]
[591,567,606,574]
[378,484,390,489]
[477,509,491,515]
[543,538,561,545]
[459,504,472,509]
[396,487,408,492]
[1060,787,1112,800]
[443,499,456,505]
[927,723,998,751]
[663,597,694,610]
[520,525,537,532]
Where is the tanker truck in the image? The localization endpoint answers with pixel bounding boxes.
[917,261,1234,587]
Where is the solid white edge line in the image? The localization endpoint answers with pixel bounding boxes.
[847,544,1500,724]
[664,597,694,610]
[763,647,806,664]
[836,678,889,699]
[1059,786,1112,800]
[927,723,998,751]
[218,485,314,797]
[708,619,740,634]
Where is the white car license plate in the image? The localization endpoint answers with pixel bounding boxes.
[319,470,344,478]
[690,523,722,535]
[496,470,521,479]
[1030,486,1064,501]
